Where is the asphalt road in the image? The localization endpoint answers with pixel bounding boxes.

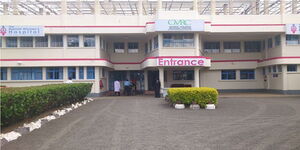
[2,95,300,150]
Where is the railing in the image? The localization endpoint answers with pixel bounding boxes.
[0,0,299,16]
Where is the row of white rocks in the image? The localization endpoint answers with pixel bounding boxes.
[174,104,216,110]
[0,98,94,145]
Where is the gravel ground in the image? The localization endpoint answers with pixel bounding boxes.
[2,95,300,150]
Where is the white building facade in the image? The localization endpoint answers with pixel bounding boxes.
[1,0,300,95]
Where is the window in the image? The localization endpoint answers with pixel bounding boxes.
[128,42,139,53]
[286,35,300,45]
[262,67,266,75]
[275,35,281,46]
[84,35,95,47]
[11,67,42,80]
[6,37,18,47]
[154,36,158,49]
[204,42,220,53]
[68,67,76,79]
[20,37,33,47]
[163,33,194,47]
[87,67,95,79]
[50,35,63,47]
[0,37,3,47]
[287,64,297,72]
[268,66,272,73]
[221,70,236,80]
[149,40,152,51]
[114,42,124,53]
[240,70,255,80]
[224,42,240,53]
[278,65,282,72]
[145,43,148,54]
[268,38,273,48]
[79,67,84,79]
[244,41,261,52]
[46,67,63,80]
[262,40,266,51]
[67,35,79,47]
[0,67,7,80]
[272,66,277,72]
[35,36,48,47]
[173,70,194,80]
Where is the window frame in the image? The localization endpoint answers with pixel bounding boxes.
[163,33,194,48]
[172,70,194,80]
[0,67,7,80]
[240,69,255,80]
[244,41,261,52]
[287,64,297,72]
[35,36,49,47]
[128,42,139,53]
[6,37,18,48]
[67,35,79,47]
[20,37,33,47]
[83,35,95,47]
[286,35,300,45]
[204,41,220,53]
[68,67,76,79]
[50,35,63,47]
[221,70,236,80]
[114,42,125,53]
[223,41,241,53]
[11,67,42,80]
[46,67,63,80]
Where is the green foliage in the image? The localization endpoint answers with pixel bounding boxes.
[0,83,92,127]
[167,87,218,106]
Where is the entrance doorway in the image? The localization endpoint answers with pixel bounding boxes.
[148,71,159,91]
[109,71,144,93]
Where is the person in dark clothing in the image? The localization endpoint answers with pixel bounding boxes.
[154,79,161,98]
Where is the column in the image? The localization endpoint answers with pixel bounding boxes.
[228,0,233,15]
[194,33,200,56]
[12,0,19,15]
[211,0,216,15]
[282,65,288,91]
[63,67,68,82]
[198,0,202,14]
[94,67,100,94]
[159,67,164,88]
[39,8,44,15]
[7,68,11,81]
[280,0,285,15]
[292,0,297,14]
[94,0,100,14]
[138,0,144,15]
[3,3,9,15]
[251,0,257,15]
[157,0,162,11]
[76,0,82,15]
[194,67,200,87]
[144,70,148,91]
[42,67,47,80]
[76,67,79,80]
[264,0,269,15]
[223,4,228,15]
[61,0,67,15]
[193,0,198,12]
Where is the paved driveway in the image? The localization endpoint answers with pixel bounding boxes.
[2,95,300,150]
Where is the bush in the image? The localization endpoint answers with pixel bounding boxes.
[167,87,218,107]
[0,83,92,127]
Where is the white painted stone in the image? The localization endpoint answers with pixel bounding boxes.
[45,115,56,121]
[206,104,216,110]
[190,104,200,110]
[2,131,21,141]
[174,104,185,109]
[23,120,41,132]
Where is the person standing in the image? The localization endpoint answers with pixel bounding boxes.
[114,80,121,96]
[154,79,161,98]
[124,79,131,96]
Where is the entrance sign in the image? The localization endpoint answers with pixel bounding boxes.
[0,26,44,37]
[155,20,204,31]
[286,24,300,35]
[157,57,210,67]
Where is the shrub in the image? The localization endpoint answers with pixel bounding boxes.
[0,83,92,127]
[167,87,218,107]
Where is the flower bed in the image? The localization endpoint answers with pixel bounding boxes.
[0,83,92,127]
[167,87,218,108]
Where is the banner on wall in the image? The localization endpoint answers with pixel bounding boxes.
[0,25,44,37]
[155,19,204,32]
[157,57,211,67]
[286,24,300,35]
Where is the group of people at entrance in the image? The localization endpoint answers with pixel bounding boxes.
[114,79,161,98]
[114,79,136,96]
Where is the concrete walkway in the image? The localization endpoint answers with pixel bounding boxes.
[2,95,300,150]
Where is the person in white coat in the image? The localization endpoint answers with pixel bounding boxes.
[114,80,121,96]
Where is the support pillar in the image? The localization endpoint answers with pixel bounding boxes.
[61,0,67,15]
[157,0,162,12]
[264,0,269,15]
[292,0,297,14]
[193,0,198,12]
[144,70,148,91]
[198,0,202,14]
[194,67,200,87]
[76,0,82,15]
[3,3,9,15]
[223,4,228,15]
[159,67,164,89]
[94,0,100,14]
[94,67,100,94]
[228,0,233,15]
[211,0,216,15]
[12,0,19,15]
[195,33,200,56]
[280,0,285,15]
[138,0,144,15]
[282,65,288,91]
[251,0,257,15]
[63,67,68,82]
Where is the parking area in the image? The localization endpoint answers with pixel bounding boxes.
[2,95,300,150]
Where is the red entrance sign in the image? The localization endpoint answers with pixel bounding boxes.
[157,57,210,66]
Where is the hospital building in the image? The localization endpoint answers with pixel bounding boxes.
[1,0,300,95]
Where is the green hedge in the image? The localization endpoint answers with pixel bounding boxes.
[0,83,92,127]
[167,87,218,107]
